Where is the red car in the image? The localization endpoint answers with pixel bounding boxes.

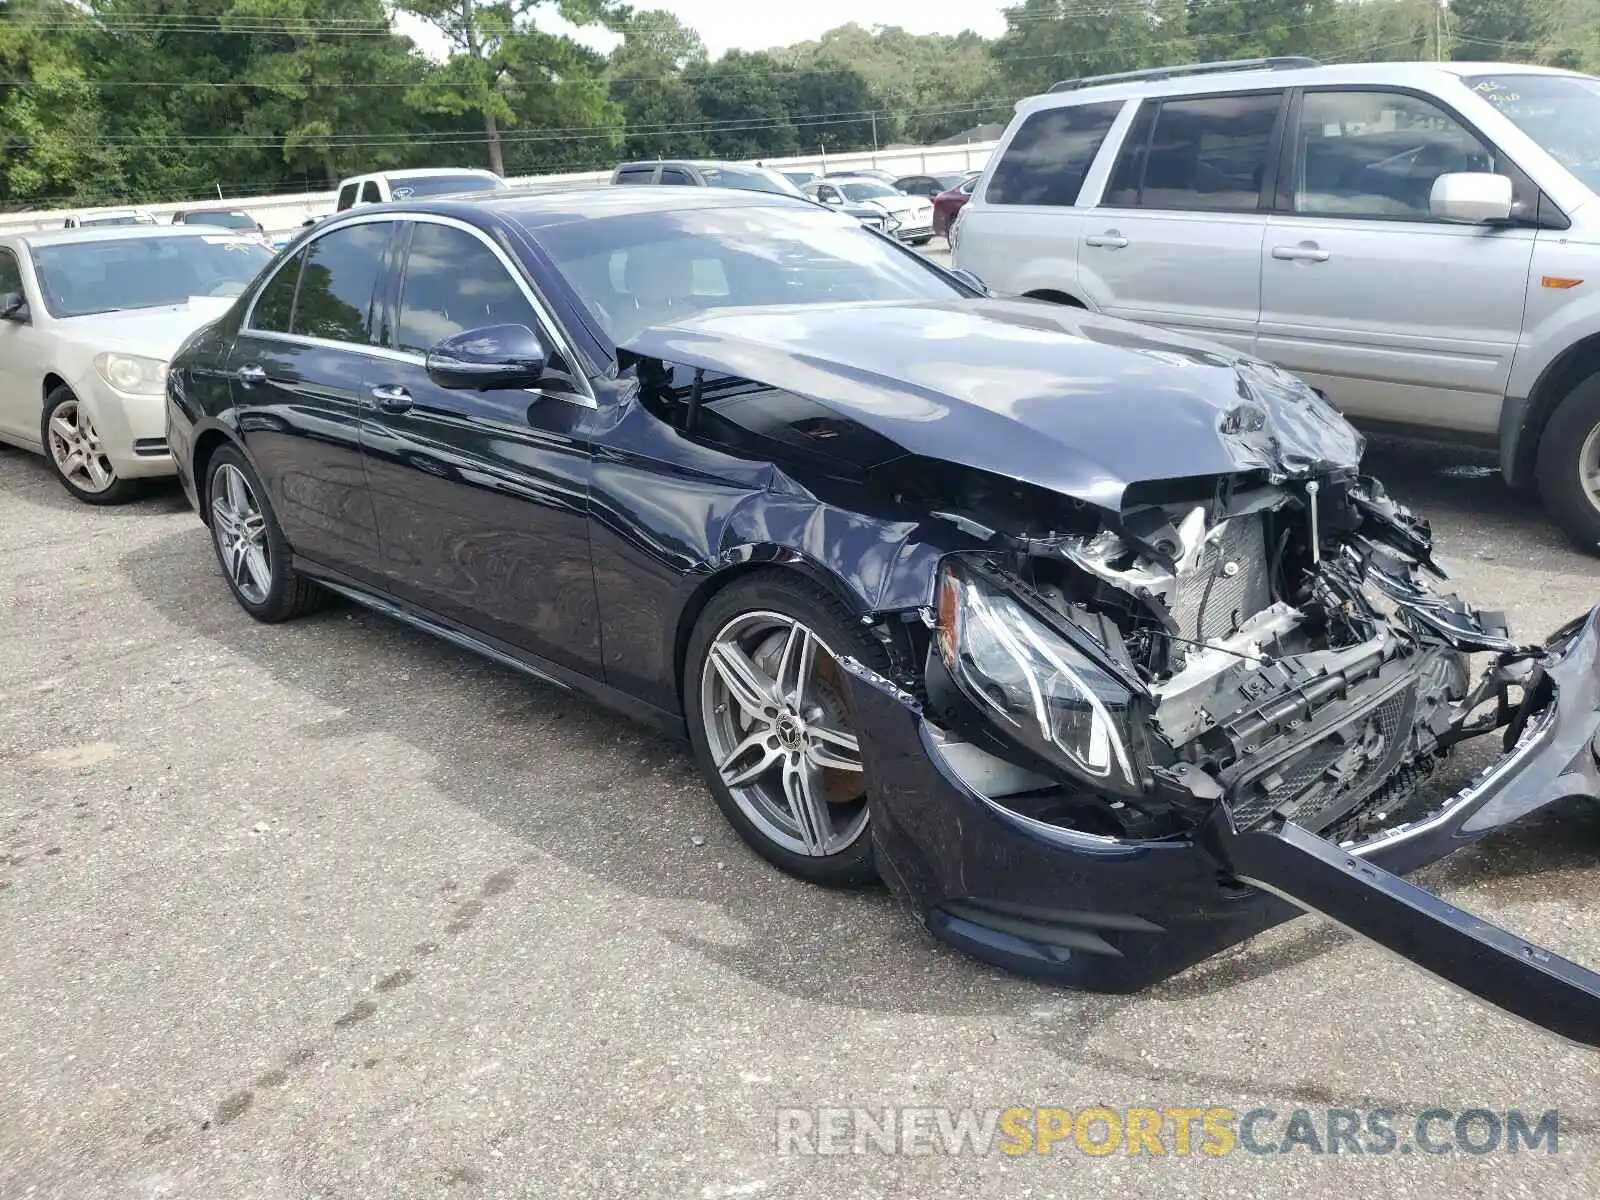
[933,172,981,239]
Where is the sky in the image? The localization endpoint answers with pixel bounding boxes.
[394,1,1012,61]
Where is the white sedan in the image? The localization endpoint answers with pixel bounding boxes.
[0,226,275,504]
[803,177,937,245]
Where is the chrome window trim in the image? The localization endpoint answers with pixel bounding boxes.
[240,209,596,408]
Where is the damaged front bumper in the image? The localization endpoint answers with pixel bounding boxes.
[844,606,1600,1046]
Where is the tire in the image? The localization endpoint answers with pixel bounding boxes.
[204,443,327,622]
[911,235,933,246]
[684,571,889,887]
[1536,372,1600,552]
[41,386,143,505]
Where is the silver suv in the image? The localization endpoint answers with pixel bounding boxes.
[954,58,1600,548]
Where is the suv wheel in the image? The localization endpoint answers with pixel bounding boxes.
[41,386,141,505]
[205,445,327,622]
[1537,372,1600,551]
[684,572,887,887]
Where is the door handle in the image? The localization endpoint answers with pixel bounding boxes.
[1272,244,1331,263]
[370,384,413,414]
[235,364,267,386]
[1085,231,1129,249]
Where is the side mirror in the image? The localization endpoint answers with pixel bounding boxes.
[948,268,988,295]
[425,323,548,391]
[1430,172,1514,224]
[0,291,29,323]
[822,193,843,206]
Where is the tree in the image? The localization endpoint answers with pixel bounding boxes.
[0,0,125,207]
[607,7,707,159]
[396,0,619,175]
[1450,0,1551,61]
[685,51,798,160]
[993,0,1186,98]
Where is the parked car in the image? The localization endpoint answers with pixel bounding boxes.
[805,176,936,243]
[62,209,157,229]
[954,56,1600,550]
[933,172,981,238]
[0,225,274,502]
[166,185,1600,1044]
[893,172,971,198]
[611,159,893,234]
[333,168,507,211]
[172,208,272,247]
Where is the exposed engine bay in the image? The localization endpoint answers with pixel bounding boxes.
[904,467,1539,847]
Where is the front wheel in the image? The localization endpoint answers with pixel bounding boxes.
[1536,373,1600,552]
[684,573,888,887]
[41,387,141,505]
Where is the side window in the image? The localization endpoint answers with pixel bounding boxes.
[336,183,359,211]
[0,248,23,297]
[290,222,392,345]
[360,180,382,204]
[1292,90,1501,220]
[248,250,303,333]
[985,101,1123,206]
[395,222,538,356]
[614,167,655,184]
[1104,102,1157,206]
[1117,92,1283,211]
[658,167,695,185]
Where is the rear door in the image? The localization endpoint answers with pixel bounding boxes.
[1077,90,1286,353]
[358,217,602,676]
[1257,87,1538,436]
[228,218,397,583]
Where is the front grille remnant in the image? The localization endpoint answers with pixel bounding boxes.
[1170,516,1271,643]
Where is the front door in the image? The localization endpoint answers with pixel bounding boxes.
[0,246,42,444]
[1078,90,1285,354]
[229,219,396,584]
[1257,87,1537,436]
[359,218,601,677]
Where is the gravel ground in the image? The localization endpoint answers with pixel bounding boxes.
[1,422,1598,1199]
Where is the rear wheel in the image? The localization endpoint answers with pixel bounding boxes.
[1536,372,1600,552]
[205,444,326,622]
[41,386,141,505]
[684,573,887,886]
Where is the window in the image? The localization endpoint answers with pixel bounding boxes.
[0,249,23,298]
[250,250,303,333]
[360,180,382,204]
[395,223,537,355]
[290,222,391,344]
[1293,90,1502,219]
[614,166,655,184]
[986,101,1122,206]
[658,168,695,185]
[1110,92,1282,211]
[336,183,359,211]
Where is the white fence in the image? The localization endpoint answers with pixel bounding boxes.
[0,141,998,238]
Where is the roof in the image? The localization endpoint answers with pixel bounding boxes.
[376,185,816,233]
[5,224,253,248]
[344,167,502,182]
[1015,59,1591,115]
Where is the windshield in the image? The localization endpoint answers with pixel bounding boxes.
[80,214,151,227]
[530,205,962,343]
[185,211,257,230]
[700,167,803,197]
[387,174,506,200]
[31,235,274,318]
[1467,73,1600,191]
[836,180,900,202]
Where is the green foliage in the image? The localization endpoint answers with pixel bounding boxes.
[0,0,1593,210]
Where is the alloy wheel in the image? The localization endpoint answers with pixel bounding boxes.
[699,610,869,858]
[46,400,117,494]
[210,463,273,605]
[1579,421,1600,513]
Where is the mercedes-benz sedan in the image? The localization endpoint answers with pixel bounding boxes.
[166,187,1600,1044]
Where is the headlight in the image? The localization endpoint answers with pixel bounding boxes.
[94,352,169,396]
[935,559,1140,793]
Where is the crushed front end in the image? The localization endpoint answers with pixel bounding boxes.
[846,467,1600,1046]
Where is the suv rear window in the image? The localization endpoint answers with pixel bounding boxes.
[985,102,1122,206]
[1107,92,1283,211]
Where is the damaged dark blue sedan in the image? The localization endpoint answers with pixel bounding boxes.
[165,187,1600,1045]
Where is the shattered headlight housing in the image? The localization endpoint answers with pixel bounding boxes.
[935,559,1141,794]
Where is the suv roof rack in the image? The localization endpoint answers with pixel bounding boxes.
[1046,56,1322,93]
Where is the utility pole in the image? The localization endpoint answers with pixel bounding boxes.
[1435,0,1445,62]
[870,112,879,152]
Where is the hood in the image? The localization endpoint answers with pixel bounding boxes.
[867,194,932,216]
[619,298,1364,513]
[56,296,237,357]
